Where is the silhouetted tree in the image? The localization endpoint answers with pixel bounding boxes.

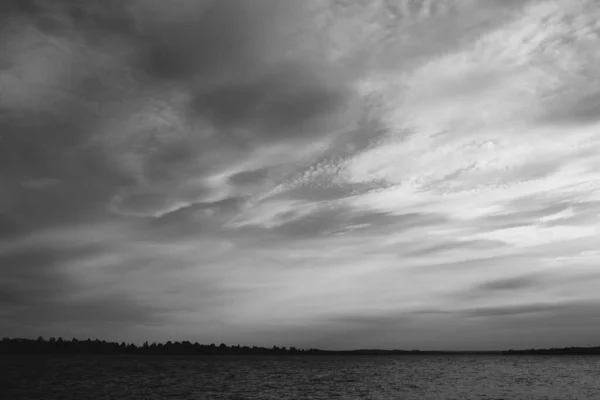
[2,337,598,356]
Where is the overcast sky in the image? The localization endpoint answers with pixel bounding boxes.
[1,0,600,351]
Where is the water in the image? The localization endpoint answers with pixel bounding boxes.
[2,355,599,399]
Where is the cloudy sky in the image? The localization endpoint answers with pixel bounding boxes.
[1,0,600,351]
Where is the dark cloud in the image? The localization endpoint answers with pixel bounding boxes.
[105,130,241,218]
[475,275,540,292]
[10,0,358,220]
[464,302,566,318]
[130,0,357,146]
[0,1,34,16]
[0,0,135,44]
[0,0,335,231]
[543,91,600,124]
[188,62,350,144]
[0,0,144,232]
[141,196,247,240]
[298,186,356,202]
[0,213,20,240]
[412,254,524,274]
[60,0,135,39]
[273,178,395,204]
[133,0,275,82]
[0,0,39,26]
[271,207,441,239]
[326,112,389,155]
[0,108,133,233]
[228,168,271,186]
[0,1,183,335]
[269,185,353,203]
[0,244,166,334]
[111,183,210,218]
[0,245,98,308]
[140,135,209,182]
[409,239,505,256]
[162,197,245,222]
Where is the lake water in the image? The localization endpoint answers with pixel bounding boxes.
[1,355,599,399]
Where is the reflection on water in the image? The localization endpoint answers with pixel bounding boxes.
[1,355,599,399]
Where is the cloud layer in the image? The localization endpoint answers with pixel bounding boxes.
[1,0,600,350]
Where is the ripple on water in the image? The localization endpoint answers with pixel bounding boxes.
[1,355,599,400]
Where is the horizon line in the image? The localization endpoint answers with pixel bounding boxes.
[3,336,600,354]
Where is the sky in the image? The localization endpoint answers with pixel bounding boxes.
[1,0,600,351]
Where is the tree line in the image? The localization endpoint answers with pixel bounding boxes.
[0,337,434,355]
[0,337,436,355]
[1,337,598,355]
[502,346,600,355]
[0,337,317,355]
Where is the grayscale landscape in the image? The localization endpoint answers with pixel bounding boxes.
[1,0,600,398]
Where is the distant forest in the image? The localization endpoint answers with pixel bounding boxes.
[502,347,600,355]
[1,337,599,355]
[0,337,461,355]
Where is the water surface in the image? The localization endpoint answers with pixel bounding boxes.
[2,355,599,399]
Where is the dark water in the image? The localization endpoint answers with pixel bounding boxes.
[2,355,599,399]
